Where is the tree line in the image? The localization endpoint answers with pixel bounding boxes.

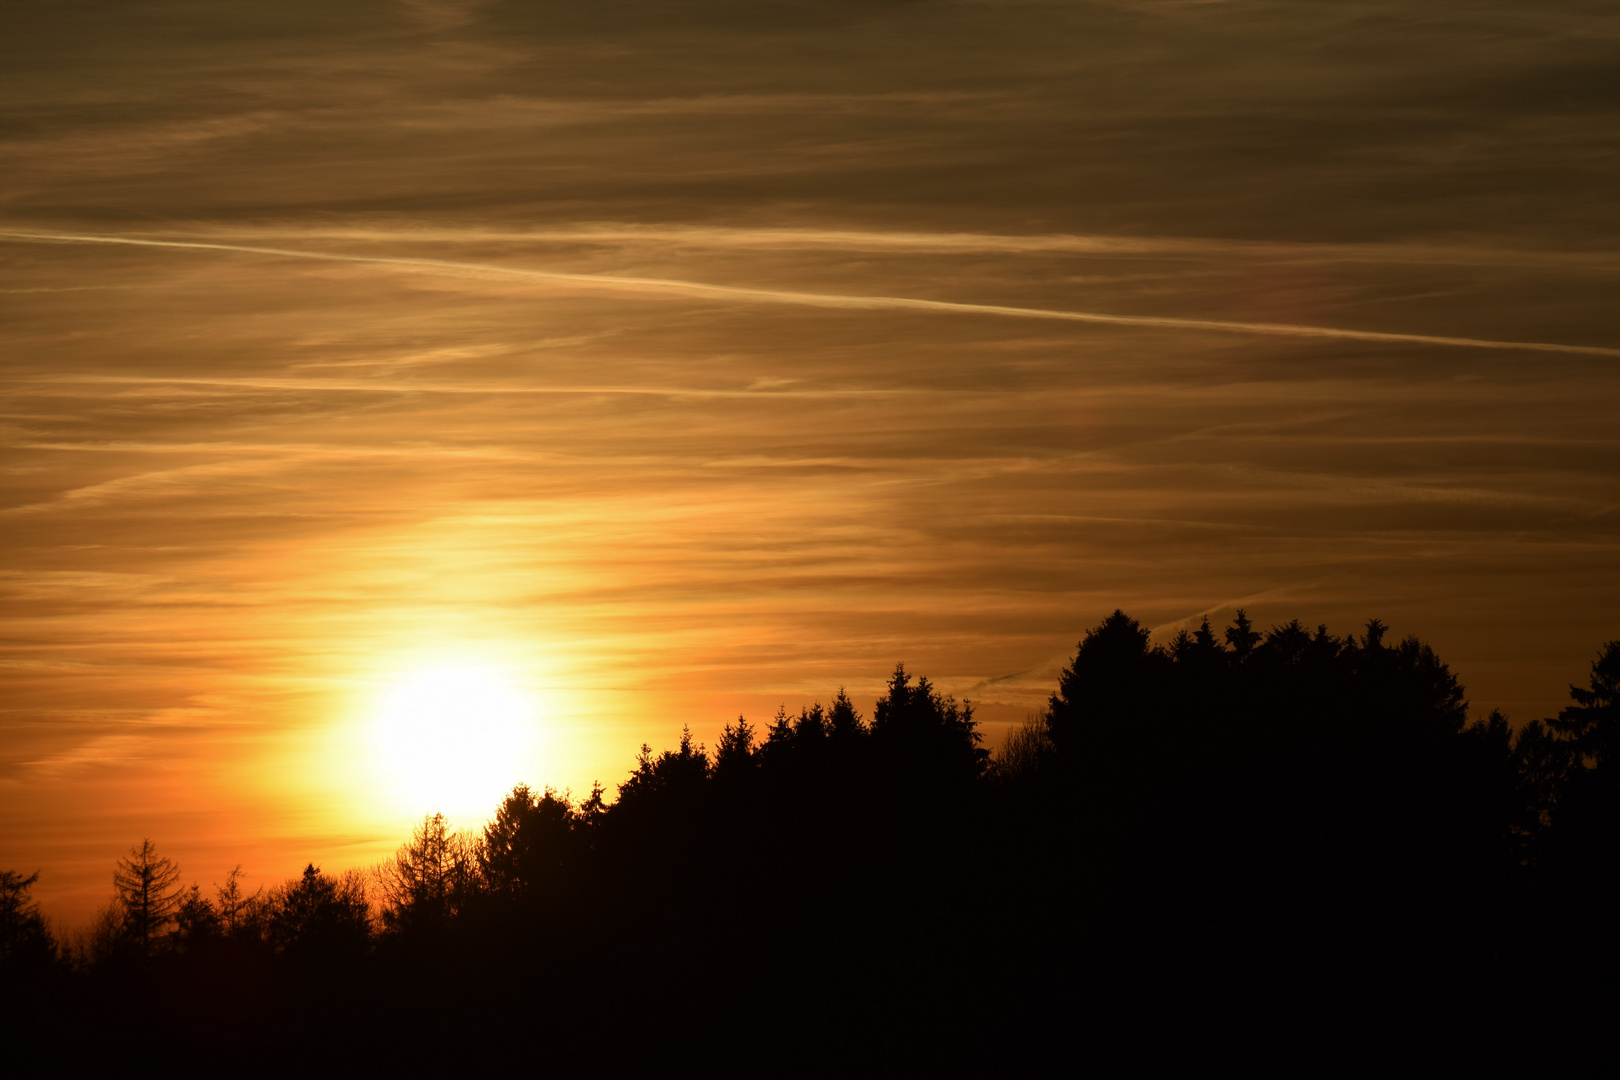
[2,610,1617,1064]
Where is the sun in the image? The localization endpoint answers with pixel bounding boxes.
[368,660,542,822]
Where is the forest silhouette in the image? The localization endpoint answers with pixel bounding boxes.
[4,610,1618,1064]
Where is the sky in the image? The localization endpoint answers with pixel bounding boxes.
[2,0,1617,924]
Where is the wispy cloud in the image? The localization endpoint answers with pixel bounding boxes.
[2,0,1616,923]
[21,734,153,778]
[164,223,1620,270]
[6,231,1614,357]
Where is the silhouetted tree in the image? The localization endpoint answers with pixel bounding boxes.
[1536,640,1620,947]
[616,727,710,810]
[71,901,126,969]
[712,715,756,779]
[112,840,181,957]
[1225,607,1261,658]
[479,785,582,904]
[378,813,478,934]
[827,688,866,744]
[174,885,222,951]
[992,713,1052,782]
[871,663,987,786]
[578,781,608,833]
[759,706,794,764]
[1044,609,1168,759]
[1548,639,1620,767]
[1193,616,1220,652]
[214,865,262,942]
[266,865,370,961]
[0,870,54,974]
[794,702,828,742]
[481,784,538,897]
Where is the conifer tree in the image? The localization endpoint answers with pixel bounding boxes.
[1549,640,1620,767]
[267,864,370,958]
[0,869,54,970]
[827,688,866,742]
[713,715,756,776]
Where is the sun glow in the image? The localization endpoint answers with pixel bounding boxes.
[368,660,543,822]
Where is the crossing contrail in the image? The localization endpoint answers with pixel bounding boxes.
[4,229,1616,358]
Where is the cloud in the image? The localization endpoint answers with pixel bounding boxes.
[1,0,1616,922]
[160,222,1620,270]
[21,734,153,778]
[7,231,1614,357]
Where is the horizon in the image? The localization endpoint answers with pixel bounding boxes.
[10,613,1609,929]
[3,0,1617,928]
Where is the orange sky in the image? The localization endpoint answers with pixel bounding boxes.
[2,0,1617,925]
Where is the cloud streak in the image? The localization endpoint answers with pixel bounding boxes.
[5,231,1615,358]
[144,223,1620,269]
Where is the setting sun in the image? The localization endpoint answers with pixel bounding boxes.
[368,662,542,822]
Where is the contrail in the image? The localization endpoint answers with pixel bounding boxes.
[182,223,1620,270]
[4,229,1616,358]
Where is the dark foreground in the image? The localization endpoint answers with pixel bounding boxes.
[4,611,1618,1066]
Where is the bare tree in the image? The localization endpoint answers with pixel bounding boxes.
[69,900,126,969]
[215,864,263,941]
[992,711,1054,781]
[113,839,181,956]
[378,812,480,932]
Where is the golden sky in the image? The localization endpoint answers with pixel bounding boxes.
[3,0,1617,923]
